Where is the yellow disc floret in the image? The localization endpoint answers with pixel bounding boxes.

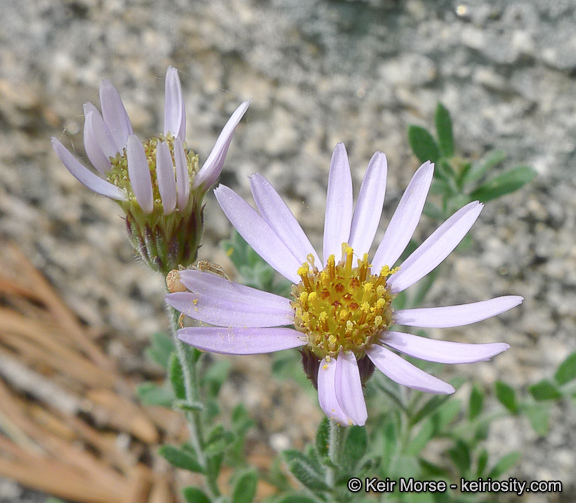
[107,133,199,207]
[291,245,397,360]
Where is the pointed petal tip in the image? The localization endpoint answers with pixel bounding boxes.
[164,66,186,139]
[192,99,250,189]
[239,98,252,110]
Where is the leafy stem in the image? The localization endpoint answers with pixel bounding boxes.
[325,420,346,491]
[166,305,221,499]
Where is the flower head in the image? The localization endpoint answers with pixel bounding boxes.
[52,66,250,274]
[166,143,522,426]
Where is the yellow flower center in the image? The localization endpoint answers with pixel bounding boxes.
[107,133,199,206]
[291,245,397,360]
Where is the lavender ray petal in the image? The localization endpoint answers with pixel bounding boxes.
[334,352,368,426]
[164,66,186,139]
[214,185,302,283]
[349,152,387,257]
[395,296,524,328]
[99,79,133,151]
[178,270,293,311]
[156,140,177,214]
[51,138,126,201]
[194,100,251,189]
[317,357,349,426]
[323,143,353,264]
[372,161,434,270]
[83,109,112,174]
[388,201,483,294]
[166,291,293,327]
[250,173,320,266]
[126,135,154,214]
[178,327,305,355]
[367,344,455,394]
[174,138,190,210]
[83,103,119,159]
[383,331,510,364]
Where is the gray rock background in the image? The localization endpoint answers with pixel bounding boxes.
[1,0,575,501]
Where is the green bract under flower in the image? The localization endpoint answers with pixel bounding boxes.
[292,246,396,360]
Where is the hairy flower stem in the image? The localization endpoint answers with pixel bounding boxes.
[167,306,221,499]
[326,420,346,495]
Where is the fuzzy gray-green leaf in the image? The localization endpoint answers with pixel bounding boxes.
[435,103,455,158]
[408,125,441,163]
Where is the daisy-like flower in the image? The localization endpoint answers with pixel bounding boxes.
[166,143,522,426]
[52,66,250,274]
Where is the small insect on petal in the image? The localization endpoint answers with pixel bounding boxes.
[166,269,187,293]
[192,260,231,281]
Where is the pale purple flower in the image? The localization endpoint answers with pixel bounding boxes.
[51,66,250,273]
[166,143,522,426]
[52,66,250,213]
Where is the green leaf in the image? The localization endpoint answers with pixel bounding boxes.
[283,449,329,492]
[173,399,204,412]
[145,332,175,370]
[429,179,450,195]
[227,404,255,467]
[523,404,551,436]
[202,359,231,398]
[554,352,576,385]
[405,491,436,503]
[159,445,205,473]
[435,103,455,158]
[304,444,322,472]
[462,149,506,186]
[381,417,400,472]
[408,125,441,163]
[275,495,318,503]
[232,404,255,434]
[136,381,175,407]
[410,393,454,427]
[169,353,186,400]
[182,486,211,503]
[208,452,224,481]
[476,448,489,477]
[205,425,236,456]
[434,398,461,431]
[448,439,471,474]
[390,455,420,479]
[436,159,457,184]
[419,458,451,478]
[487,451,521,479]
[315,417,330,459]
[422,201,445,221]
[529,379,563,401]
[231,470,258,503]
[406,419,434,456]
[468,385,484,421]
[495,381,518,414]
[343,425,367,471]
[469,166,536,202]
[474,420,490,442]
[267,456,293,492]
